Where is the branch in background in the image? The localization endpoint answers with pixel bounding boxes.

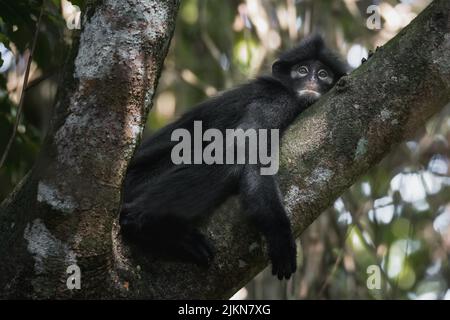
[0,3,44,169]
[25,70,59,91]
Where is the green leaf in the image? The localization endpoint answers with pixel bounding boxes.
[70,0,86,9]
[0,74,6,88]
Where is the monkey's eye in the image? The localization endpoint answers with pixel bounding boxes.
[297,66,309,77]
[318,69,328,79]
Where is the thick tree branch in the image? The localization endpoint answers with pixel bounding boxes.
[0,0,448,299]
[0,0,180,298]
[112,0,449,299]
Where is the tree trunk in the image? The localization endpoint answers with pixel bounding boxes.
[0,0,449,299]
[0,0,180,298]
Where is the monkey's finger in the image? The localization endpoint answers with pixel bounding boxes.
[193,232,216,258]
[271,262,278,276]
[285,267,293,280]
[277,260,287,280]
[179,242,210,267]
[277,268,285,281]
[280,256,296,280]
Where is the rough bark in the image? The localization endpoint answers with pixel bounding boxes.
[0,0,449,299]
[0,0,180,298]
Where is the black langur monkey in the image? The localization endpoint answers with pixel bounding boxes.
[120,35,348,280]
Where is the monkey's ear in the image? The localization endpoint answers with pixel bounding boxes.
[272,59,288,79]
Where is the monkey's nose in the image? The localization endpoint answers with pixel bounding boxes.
[304,81,319,91]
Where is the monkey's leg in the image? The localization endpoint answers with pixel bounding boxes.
[239,165,297,280]
[120,165,225,266]
[170,227,216,267]
[120,207,215,267]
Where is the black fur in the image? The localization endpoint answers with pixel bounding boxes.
[120,34,347,280]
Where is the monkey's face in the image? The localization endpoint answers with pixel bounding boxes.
[289,60,336,101]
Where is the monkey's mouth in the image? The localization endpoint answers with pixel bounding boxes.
[297,89,321,98]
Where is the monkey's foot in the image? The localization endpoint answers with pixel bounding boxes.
[361,48,377,64]
[175,230,216,268]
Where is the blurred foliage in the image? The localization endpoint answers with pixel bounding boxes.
[0,0,74,198]
[1,0,449,300]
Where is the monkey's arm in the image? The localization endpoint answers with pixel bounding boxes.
[239,165,297,280]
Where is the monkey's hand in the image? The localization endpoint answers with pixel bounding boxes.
[239,167,297,279]
[267,229,297,280]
